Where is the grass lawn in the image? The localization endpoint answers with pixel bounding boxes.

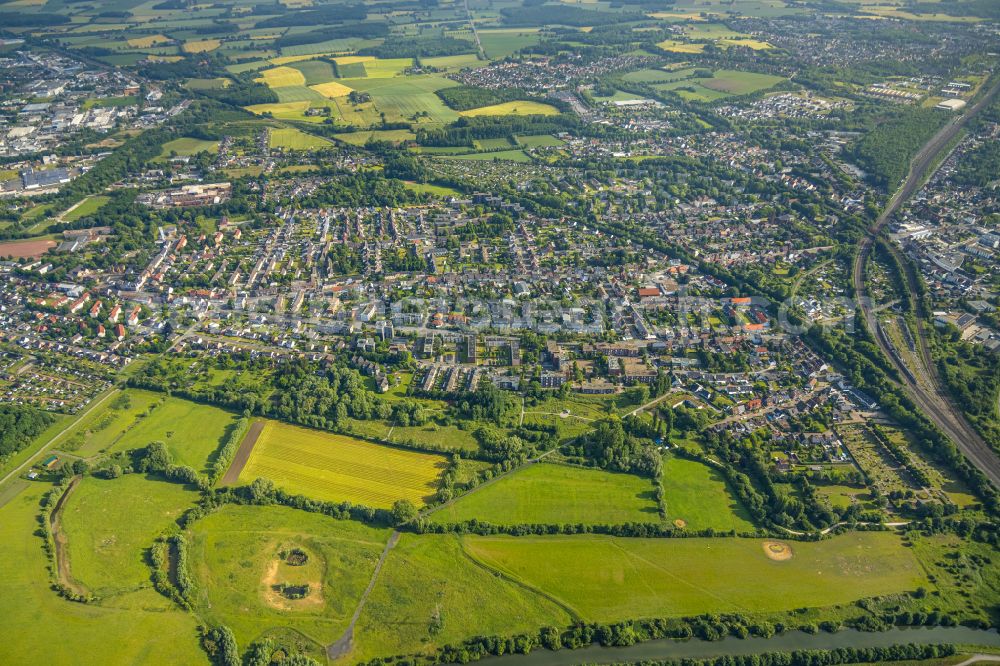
[237,420,447,507]
[189,503,389,654]
[429,463,660,526]
[660,456,756,532]
[0,484,207,664]
[269,127,333,150]
[62,195,110,222]
[350,532,571,663]
[463,531,927,622]
[459,101,560,117]
[61,475,200,597]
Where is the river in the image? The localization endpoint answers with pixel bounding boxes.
[473,626,1000,666]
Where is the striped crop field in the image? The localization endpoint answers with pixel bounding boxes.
[237,420,446,508]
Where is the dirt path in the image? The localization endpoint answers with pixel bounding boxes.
[50,475,89,597]
[326,530,400,661]
[219,420,264,486]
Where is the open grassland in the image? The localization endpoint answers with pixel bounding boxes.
[460,101,560,117]
[189,504,388,653]
[268,127,333,150]
[159,136,218,158]
[421,53,485,70]
[55,390,238,474]
[430,463,659,525]
[60,475,199,597]
[402,181,462,197]
[0,484,207,664]
[516,133,565,148]
[350,532,572,664]
[62,195,110,222]
[441,149,531,162]
[388,421,479,452]
[701,69,786,94]
[463,532,927,622]
[256,65,307,88]
[236,421,446,507]
[661,456,756,532]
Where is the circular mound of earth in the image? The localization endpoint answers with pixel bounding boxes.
[673,519,687,529]
[762,540,793,561]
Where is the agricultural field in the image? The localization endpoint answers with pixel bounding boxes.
[188,503,389,653]
[60,475,200,597]
[235,420,447,507]
[334,129,416,146]
[660,456,756,532]
[459,101,560,117]
[268,127,333,150]
[0,484,207,664]
[429,463,660,526]
[463,531,927,622]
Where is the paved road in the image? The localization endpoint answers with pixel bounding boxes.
[852,78,1000,488]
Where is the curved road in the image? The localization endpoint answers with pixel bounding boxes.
[852,78,1000,488]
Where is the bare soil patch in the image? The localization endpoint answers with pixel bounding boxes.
[220,420,264,486]
[762,540,793,561]
[261,556,323,611]
[673,518,687,528]
[0,239,56,259]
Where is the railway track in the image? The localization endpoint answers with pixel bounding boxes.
[852,78,1000,489]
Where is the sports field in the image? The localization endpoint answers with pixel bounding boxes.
[660,456,756,531]
[235,421,447,507]
[459,101,560,117]
[463,531,927,621]
[429,463,659,525]
[189,503,389,652]
[60,475,200,597]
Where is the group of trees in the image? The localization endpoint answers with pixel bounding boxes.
[567,416,662,478]
[0,404,53,459]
